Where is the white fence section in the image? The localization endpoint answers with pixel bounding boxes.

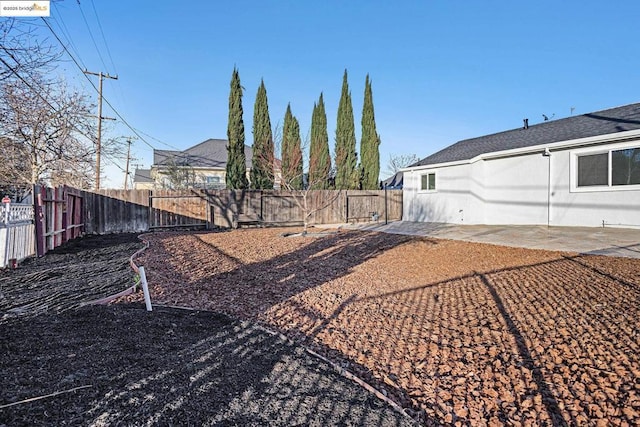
[0,203,36,268]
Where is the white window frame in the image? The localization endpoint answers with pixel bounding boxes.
[418,171,437,193]
[570,140,640,192]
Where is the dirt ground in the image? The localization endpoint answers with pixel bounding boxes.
[1,304,413,427]
[0,232,413,426]
[0,233,143,320]
[128,227,640,426]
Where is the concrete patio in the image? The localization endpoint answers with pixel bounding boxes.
[348,221,640,259]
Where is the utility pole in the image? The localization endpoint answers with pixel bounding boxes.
[84,70,117,190]
[123,137,137,190]
[124,137,132,190]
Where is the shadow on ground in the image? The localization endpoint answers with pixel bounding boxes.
[0,304,414,427]
[136,229,640,425]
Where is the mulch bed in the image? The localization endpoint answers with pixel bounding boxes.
[0,232,413,426]
[0,304,413,427]
[0,233,143,320]
[126,227,640,426]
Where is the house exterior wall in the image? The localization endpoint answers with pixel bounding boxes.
[404,139,640,228]
[149,167,252,189]
[482,154,549,225]
[404,163,477,224]
[549,144,640,228]
[133,181,155,190]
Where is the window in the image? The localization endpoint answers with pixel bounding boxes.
[577,153,608,187]
[612,148,640,186]
[420,172,436,191]
[574,144,640,190]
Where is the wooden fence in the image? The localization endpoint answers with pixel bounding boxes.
[83,190,402,234]
[206,189,403,228]
[83,188,402,232]
[83,189,207,234]
[2,186,403,266]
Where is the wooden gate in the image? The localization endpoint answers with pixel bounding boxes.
[34,185,85,257]
[346,193,380,222]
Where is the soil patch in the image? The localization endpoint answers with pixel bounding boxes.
[1,231,413,426]
[0,233,143,320]
[128,227,640,425]
[0,304,413,426]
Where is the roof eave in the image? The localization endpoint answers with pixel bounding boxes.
[404,128,640,172]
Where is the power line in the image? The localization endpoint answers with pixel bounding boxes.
[41,17,161,153]
[84,69,117,190]
[123,136,136,189]
[88,0,128,111]
[41,15,188,182]
[101,151,127,173]
[88,0,118,75]
[0,55,96,145]
[51,7,87,71]
[131,127,182,151]
[76,0,109,73]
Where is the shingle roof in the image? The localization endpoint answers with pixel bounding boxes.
[412,103,640,167]
[153,138,253,169]
[381,171,403,189]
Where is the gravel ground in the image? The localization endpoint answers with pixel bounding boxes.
[129,227,640,426]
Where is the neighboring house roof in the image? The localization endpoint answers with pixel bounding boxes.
[153,138,253,169]
[133,168,154,183]
[412,103,640,168]
[382,171,403,189]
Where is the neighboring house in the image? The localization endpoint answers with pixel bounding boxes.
[403,103,640,228]
[133,138,253,190]
[133,168,155,190]
[381,171,403,189]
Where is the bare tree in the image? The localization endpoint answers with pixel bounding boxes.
[0,18,61,82]
[157,157,197,190]
[0,137,32,200]
[0,74,98,188]
[385,153,419,178]
[259,128,340,234]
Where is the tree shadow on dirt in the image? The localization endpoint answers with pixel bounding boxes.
[328,254,640,425]
[0,304,413,426]
[133,229,640,425]
[141,229,428,319]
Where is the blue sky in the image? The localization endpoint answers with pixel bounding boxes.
[42,0,640,187]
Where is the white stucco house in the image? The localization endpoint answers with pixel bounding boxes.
[403,103,640,228]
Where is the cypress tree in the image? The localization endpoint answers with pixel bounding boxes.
[291,116,303,189]
[250,79,274,189]
[281,104,303,189]
[308,93,331,189]
[359,74,381,190]
[334,69,358,189]
[226,67,248,189]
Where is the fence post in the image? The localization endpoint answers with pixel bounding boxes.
[147,190,153,230]
[3,197,9,267]
[3,197,8,224]
[345,191,349,223]
[33,185,45,257]
[384,185,388,225]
